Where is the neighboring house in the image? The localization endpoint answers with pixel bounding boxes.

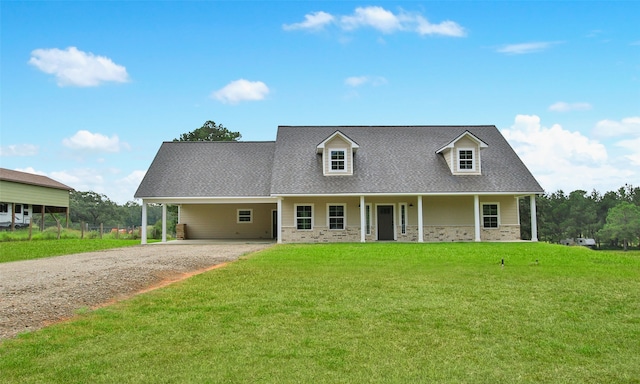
[0,168,73,230]
[135,126,543,244]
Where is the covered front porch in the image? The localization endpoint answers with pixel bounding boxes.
[141,194,538,244]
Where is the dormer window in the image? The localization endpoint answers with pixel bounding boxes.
[331,150,346,171]
[436,131,487,176]
[317,131,359,176]
[457,148,475,172]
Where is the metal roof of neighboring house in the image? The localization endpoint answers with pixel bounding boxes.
[134,141,276,198]
[135,126,544,199]
[0,168,73,191]
[270,126,543,195]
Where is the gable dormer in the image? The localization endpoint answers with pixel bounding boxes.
[316,131,359,176]
[436,131,488,175]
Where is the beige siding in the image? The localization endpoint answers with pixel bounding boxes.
[0,181,70,207]
[424,196,474,225]
[179,203,276,239]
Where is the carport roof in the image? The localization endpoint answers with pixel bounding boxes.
[134,141,276,198]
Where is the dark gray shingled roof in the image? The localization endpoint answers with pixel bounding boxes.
[134,141,276,198]
[0,168,73,191]
[270,126,543,195]
[135,126,543,199]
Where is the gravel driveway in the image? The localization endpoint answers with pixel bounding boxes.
[0,242,273,340]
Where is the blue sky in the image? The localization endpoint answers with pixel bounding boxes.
[1,1,638,204]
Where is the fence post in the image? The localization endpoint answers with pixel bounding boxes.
[100,223,103,239]
[57,221,61,240]
[81,221,85,239]
[28,218,33,241]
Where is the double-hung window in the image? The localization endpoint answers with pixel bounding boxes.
[0,203,7,213]
[296,205,313,230]
[328,204,345,230]
[482,203,499,228]
[458,149,474,171]
[330,150,346,171]
[237,209,252,223]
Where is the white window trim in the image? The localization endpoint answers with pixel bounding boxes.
[399,203,408,235]
[236,209,253,224]
[457,147,476,172]
[326,203,346,230]
[295,203,314,231]
[328,148,348,174]
[481,202,500,229]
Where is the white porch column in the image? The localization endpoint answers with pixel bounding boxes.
[161,203,167,243]
[360,195,366,243]
[141,201,148,245]
[417,195,424,243]
[530,194,538,242]
[277,198,283,244]
[474,195,481,242]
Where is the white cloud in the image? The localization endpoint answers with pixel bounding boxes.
[616,137,640,166]
[593,117,640,138]
[341,6,402,33]
[548,101,592,112]
[62,130,128,153]
[497,41,560,55]
[29,47,129,87]
[212,79,270,104]
[285,6,465,37]
[345,75,387,87]
[500,114,635,193]
[0,144,39,157]
[14,167,47,176]
[414,16,466,37]
[283,11,334,31]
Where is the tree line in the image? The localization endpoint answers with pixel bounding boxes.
[520,184,640,250]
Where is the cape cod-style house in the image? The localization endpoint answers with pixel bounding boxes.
[135,126,543,244]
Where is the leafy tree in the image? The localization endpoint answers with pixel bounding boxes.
[598,202,640,251]
[174,120,241,142]
[70,191,121,227]
[565,190,597,239]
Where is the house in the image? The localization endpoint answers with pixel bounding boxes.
[135,126,543,244]
[0,168,73,230]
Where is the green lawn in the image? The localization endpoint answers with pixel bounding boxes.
[1,243,639,383]
[0,238,142,263]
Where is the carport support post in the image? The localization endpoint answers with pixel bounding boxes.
[474,195,481,242]
[277,198,282,244]
[417,195,424,242]
[360,195,366,243]
[530,194,538,242]
[161,203,167,243]
[141,202,148,245]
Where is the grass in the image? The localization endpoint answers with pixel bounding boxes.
[0,238,142,263]
[1,243,639,383]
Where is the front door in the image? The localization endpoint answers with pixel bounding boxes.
[377,205,394,240]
